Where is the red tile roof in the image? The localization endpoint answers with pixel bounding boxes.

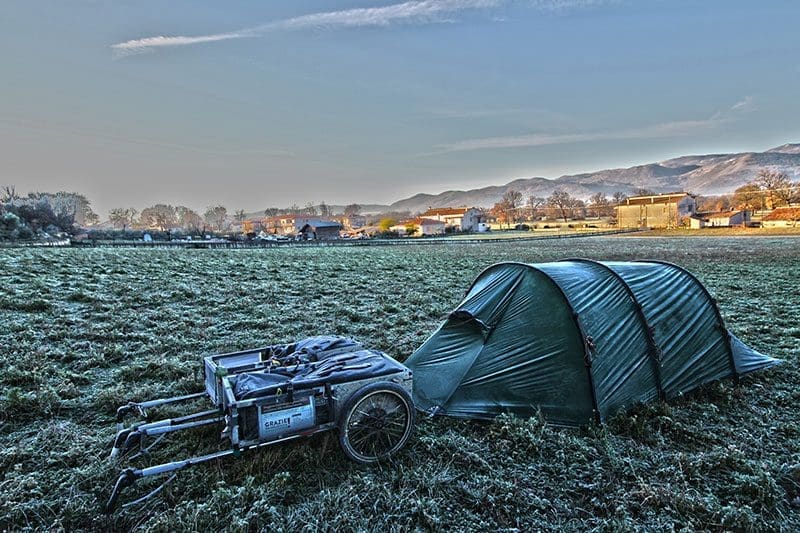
[702,210,745,218]
[415,218,446,225]
[421,207,472,216]
[622,193,693,206]
[762,207,800,221]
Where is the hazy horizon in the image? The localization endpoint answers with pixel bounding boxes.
[3,1,799,217]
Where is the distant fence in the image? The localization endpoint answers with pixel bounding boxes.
[38,228,643,249]
[0,228,644,249]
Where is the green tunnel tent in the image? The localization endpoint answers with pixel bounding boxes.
[405,260,779,426]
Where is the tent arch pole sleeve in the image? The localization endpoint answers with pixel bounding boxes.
[636,259,739,382]
[563,258,666,401]
[529,265,602,425]
[462,261,543,294]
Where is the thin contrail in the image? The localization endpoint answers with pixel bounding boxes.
[112,0,502,56]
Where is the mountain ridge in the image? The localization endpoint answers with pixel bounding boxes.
[387,143,800,213]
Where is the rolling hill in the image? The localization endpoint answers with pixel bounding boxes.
[388,143,800,213]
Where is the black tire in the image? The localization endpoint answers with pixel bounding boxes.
[337,382,415,464]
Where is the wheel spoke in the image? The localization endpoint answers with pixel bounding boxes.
[342,389,412,461]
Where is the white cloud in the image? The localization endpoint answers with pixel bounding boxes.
[435,95,758,153]
[112,0,503,55]
[435,116,728,153]
[111,0,610,55]
[731,95,755,112]
[112,32,253,56]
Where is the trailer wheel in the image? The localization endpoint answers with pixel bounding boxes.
[338,382,415,464]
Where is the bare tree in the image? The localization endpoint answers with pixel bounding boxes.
[303,202,318,216]
[1,186,19,203]
[175,206,202,233]
[588,192,610,218]
[547,189,578,222]
[612,191,628,205]
[263,207,280,217]
[140,204,178,231]
[318,202,332,217]
[490,202,510,229]
[756,169,795,208]
[108,207,138,230]
[502,189,523,226]
[732,184,763,210]
[344,204,362,217]
[526,196,545,221]
[234,209,247,223]
[26,191,98,227]
[204,205,228,232]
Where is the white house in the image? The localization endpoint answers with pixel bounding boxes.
[690,210,751,228]
[761,207,800,228]
[390,218,446,236]
[420,207,484,232]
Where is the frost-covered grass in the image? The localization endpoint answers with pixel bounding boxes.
[1,237,799,531]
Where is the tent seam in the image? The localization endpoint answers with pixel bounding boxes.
[564,258,666,402]
[527,265,603,425]
[635,259,739,382]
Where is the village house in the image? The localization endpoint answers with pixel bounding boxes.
[339,214,366,230]
[689,209,751,229]
[616,192,697,229]
[263,215,295,235]
[231,218,264,235]
[761,207,800,228]
[297,220,343,240]
[390,218,446,237]
[420,207,484,232]
[263,215,342,236]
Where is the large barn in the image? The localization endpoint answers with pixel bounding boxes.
[616,192,696,228]
[297,220,342,240]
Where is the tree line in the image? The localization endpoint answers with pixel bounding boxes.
[107,204,229,234]
[728,170,800,211]
[108,202,366,235]
[490,188,635,227]
[490,169,799,228]
[3,169,796,241]
[0,187,98,241]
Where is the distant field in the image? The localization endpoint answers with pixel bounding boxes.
[635,226,800,237]
[440,227,614,240]
[1,237,799,531]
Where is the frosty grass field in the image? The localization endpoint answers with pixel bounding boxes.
[1,236,799,531]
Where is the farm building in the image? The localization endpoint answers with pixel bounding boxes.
[689,210,751,229]
[340,214,366,229]
[761,207,800,227]
[230,218,264,235]
[297,220,342,240]
[263,215,299,235]
[420,207,484,232]
[391,218,446,236]
[265,215,343,236]
[616,193,696,229]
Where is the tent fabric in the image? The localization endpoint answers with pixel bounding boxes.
[406,260,779,426]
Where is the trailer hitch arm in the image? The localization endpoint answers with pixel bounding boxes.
[105,468,140,513]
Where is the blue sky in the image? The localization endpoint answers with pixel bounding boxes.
[2,0,799,216]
